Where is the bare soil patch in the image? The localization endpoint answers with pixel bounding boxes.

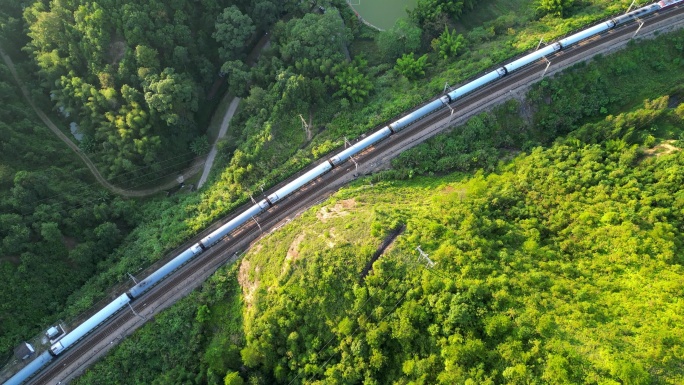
[643,140,681,158]
[238,259,259,310]
[285,233,306,263]
[316,199,356,222]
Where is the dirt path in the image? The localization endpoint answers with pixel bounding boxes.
[0,44,203,198]
[197,97,240,188]
[197,34,272,189]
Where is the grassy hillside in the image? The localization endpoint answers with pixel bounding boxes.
[231,135,684,384]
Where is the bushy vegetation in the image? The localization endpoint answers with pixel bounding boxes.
[233,129,684,384]
[73,100,684,383]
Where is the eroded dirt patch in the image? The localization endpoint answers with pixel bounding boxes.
[238,259,259,310]
[286,233,306,263]
[317,199,356,222]
[643,140,681,158]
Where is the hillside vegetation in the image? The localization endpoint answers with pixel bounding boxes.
[3,0,631,343]
[74,100,684,384]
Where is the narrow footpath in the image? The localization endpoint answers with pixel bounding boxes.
[197,97,240,188]
[197,33,272,189]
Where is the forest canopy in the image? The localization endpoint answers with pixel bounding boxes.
[20,0,305,181]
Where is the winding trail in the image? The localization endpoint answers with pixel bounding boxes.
[0,44,203,198]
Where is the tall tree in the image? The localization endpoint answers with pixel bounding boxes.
[213,6,255,61]
[143,68,198,126]
[376,19,422,61]
[538,0,575,17]
[275,9,351,79]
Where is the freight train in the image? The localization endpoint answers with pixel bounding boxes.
[4,0,682,383]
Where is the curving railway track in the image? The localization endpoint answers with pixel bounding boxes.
[26,4,684,384]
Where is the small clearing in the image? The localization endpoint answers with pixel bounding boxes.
[316,199,356,222]
[643,140,681,158]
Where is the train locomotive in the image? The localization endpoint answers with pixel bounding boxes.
[4,1,682,384]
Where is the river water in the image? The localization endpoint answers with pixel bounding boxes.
[347,0,417,30]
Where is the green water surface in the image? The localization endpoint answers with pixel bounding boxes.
[348,0,417,30]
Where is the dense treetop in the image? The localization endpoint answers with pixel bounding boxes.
[18,0,307,182]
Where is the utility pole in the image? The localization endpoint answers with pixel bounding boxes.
[534,37,552,79]
[444,102,455,124]
[349,156,359,175]
[252,216,263,233]
[344,136,352,148]
[127,303,146,321]
[443,82,451,93]
[541,56,552,79]
[416,246,435,268]
[299,114,311,140]
[127,272,138,284]
[632,18,644,38]
[626,0,637,13]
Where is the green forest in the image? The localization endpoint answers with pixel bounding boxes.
[1,0,683,383]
